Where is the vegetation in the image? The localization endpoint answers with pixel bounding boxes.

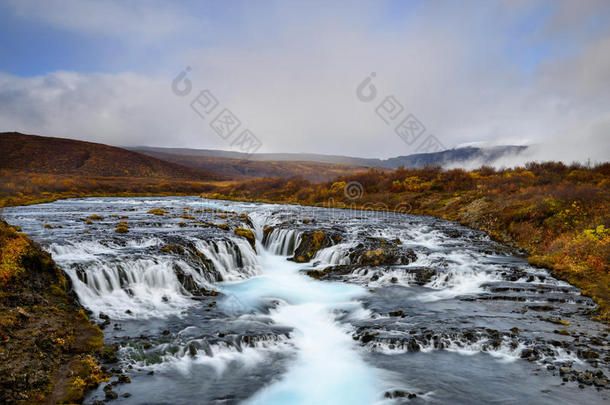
[205,162,610,321]
[115,221,129,233]
[234,227,256,249]
[0,170,225,207]
[147,208,168,215]
[0,220,106,403]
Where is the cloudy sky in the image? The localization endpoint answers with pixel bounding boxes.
[0,0,609,162]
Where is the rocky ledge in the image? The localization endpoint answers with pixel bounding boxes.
[0,220,107,404]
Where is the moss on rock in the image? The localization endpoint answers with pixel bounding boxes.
[234,228,256,250]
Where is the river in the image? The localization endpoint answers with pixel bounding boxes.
[4,197,609,404]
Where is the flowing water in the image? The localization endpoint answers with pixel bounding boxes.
[4,197,610,404]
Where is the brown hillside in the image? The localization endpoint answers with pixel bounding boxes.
[133,149,380,182]
[0,132,221,180]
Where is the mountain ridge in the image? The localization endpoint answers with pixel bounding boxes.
[128,145,528,169]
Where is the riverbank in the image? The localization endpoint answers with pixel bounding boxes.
[0,220,107,403]
[203,162,610,322]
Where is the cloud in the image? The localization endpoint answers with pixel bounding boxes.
[5,0,200,42]
[0,0,608,164]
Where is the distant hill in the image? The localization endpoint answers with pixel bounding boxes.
[130,145,528,169]
[0,132,221,180]
[0,132,528,184]
[130,147,376,165]
[385,145,528,168]
[130,149,379,182]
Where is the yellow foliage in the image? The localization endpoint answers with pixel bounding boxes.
[330,181,346,193]
[0,234,29,284]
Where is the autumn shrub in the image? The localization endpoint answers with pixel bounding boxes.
[0,227,29,284]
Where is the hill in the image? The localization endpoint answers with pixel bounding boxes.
[0,132,221,180]
[129,145,528,169]
[0,132,226,206]
[131,149,379,182]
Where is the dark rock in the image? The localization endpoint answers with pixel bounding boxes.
[188,342,198,357]
[407,338,420,352]
[105,389,118,400]
[118,374,131,384]
[292,229,343,263]
[361,333,375,344]
[347,237,416,266]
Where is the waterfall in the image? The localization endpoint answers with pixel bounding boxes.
[264,228,302,256]
[194,238,260,281]
[62,256,199,319]
[48,236,261,319]
[312,244,351,266]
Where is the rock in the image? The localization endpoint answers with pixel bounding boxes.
[188,342,198,357]
[262,226,275,243]
[105,389,118,400]
[161,329,170,336]
[412,267,435,285]
[580,350,600,359]
[520,349,540,361]
[384,390,416,399]
[389,310,404,317]
[361,333,375,344]
[122,393,132,398]
[99,313,110,320]
[233,228,256,250]
[347,237,416,266]
[292,229,343,263]
[559,366,572,376]
[407,338,420,352]
[118,374,131,384]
